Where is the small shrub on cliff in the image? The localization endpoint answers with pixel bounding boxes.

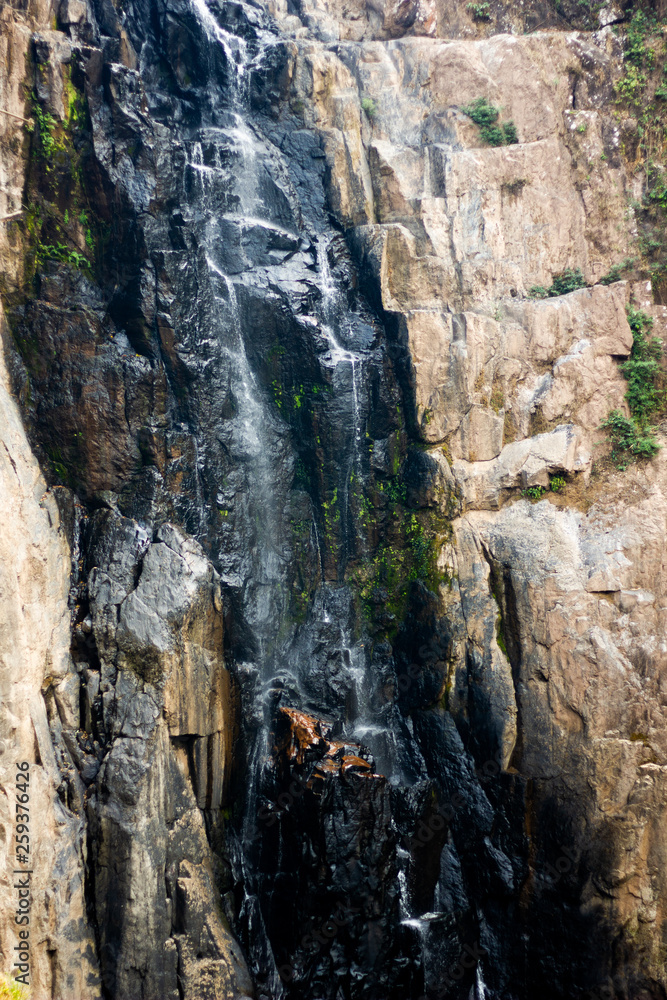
[621,306,664,422]
[361,98,378,120]
[550,475,566,492]
[602,306,665,467]
[599,257,636,285]
[527,284,549,299]
[601,410,660,467]
[467,2,491,20]
[550,268,587,296]
[528,268,586,298]
[461,97,519,147]
[502,121,518,144]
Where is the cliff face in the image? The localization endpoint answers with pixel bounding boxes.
[290,8,667,993]
[2,0,667,999]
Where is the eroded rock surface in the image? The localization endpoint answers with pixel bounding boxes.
[0,305,100,997]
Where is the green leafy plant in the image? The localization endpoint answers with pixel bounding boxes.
[522,485,545,500]
[36,242,89,269]
[32,97,59,160]
[361,98,378,120]
[550,267,587,296]
[528,267,586,298]
[550,475,566,492]
[501,121,518,144]
[461,97,519,147]
[528,284,549,299]
[615,63,647,102]
[293,385,304,409]
[599,256,636,285]
[601,306,664,467]
[626,9,655,68]
[620,306,664,422]
[601,410,660,467]
[467,2,491,20]
[271,378,284,411]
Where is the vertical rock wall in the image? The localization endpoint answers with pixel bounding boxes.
[0,8,252,998]
[2,0,667,998]
[0,302,100,996]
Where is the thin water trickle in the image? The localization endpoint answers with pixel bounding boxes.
[470,965,488,1000]
[191,0,248,87]
[314,236,369,573]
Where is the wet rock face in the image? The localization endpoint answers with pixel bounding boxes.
[80,512,252,1000]
[246,707,406,1000]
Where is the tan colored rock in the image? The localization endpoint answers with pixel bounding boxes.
[438,463,667,988]
[296,47,375,225]
[452,424,591,509]
[290,31,630,304]
[0,309,101,997]
[454,405,504,462]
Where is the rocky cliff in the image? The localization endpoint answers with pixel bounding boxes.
[1,0,667,998]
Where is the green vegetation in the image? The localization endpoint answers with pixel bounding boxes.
[350,470,452,638]
[621,306,664,421]
[31,96,60,161]
[489,384,504,413]
[601,410,660,466]
[615,63,647,103]
[501,121,518,145]
[602,306,665,468]
[495,617,508,655]
[0,977,29,1000]
[461,97,519,147]
[599,256,636,285]
[609,9,667,294]
[467,2,491,20]
[322,486,339,547]
[549,475,566,492]
[522,485,546,500]
[13,68,99,290]
[37,242,89,269]
[528,267,586,298]
[361,98,378,120]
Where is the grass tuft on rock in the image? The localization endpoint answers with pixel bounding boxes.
[461,97,519,147]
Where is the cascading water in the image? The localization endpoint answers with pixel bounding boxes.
[157,0,490,996]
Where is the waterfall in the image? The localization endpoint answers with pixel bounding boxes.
[178,2,482,997]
